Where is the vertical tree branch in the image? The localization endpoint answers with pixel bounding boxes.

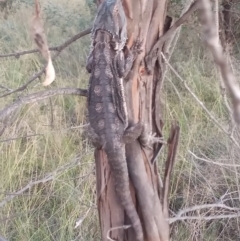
[199,0,240,124]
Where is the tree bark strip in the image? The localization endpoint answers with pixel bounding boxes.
[94,0,179,240]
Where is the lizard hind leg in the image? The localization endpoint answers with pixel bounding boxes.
[113,39,143,79]
[122,122,144,144]
[123,122,165,148]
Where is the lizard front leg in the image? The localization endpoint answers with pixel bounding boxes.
[122,122,144,143]
[114,39,143,78]
[86,48,94,73]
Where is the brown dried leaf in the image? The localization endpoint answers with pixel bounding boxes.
[31,0,55,86]
[43,56,55,86]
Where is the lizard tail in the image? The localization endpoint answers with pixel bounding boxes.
[106,147,144,241]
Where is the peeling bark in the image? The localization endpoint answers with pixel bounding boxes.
[94,0,180,240]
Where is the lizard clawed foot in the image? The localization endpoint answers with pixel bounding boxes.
[139,132,166,149]
[148,133,166,144]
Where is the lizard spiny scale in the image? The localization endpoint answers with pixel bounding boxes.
[105,84,111,93]
[108,103,115,113]
[112,134,122,148]
[111,123,116,130]
[105,65,113,78]
[94,85,102,96]
[115,117,120,125]
[98,119,105,129]
[95,103,103,113]
[93,67,101,78]
[103,45,112,63]
[111,123,119,131]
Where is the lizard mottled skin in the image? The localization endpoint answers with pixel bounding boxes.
[86,0,144,240]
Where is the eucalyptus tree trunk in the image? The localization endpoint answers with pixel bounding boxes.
[95,0,179,240]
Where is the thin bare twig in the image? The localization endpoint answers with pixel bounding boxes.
[169,212,240,223]
[0,124,88,143]
[74,207,92,229]
[199,0,240,124]
[0,53,60,98]
[0,133,43,143]
[0,85,12,92]
[189,150,240,167]
[0,28,91,58]
[0,210,35,224]
[0,235,8,241]
[106,225,131,241]
[176,203,240,216]
[0,28,91,98]
[169,203,240,224]
[0,87,87,122]
[0,154,86,208]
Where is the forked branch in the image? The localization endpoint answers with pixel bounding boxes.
[145,0,201,72]
[0,28,91,98]
[0,29,91,59]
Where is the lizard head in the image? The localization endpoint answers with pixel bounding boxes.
[92,0,127,50]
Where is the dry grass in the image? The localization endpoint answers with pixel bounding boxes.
[163,19,240,240]
[0,1,100,240]
[0,0,240,240]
